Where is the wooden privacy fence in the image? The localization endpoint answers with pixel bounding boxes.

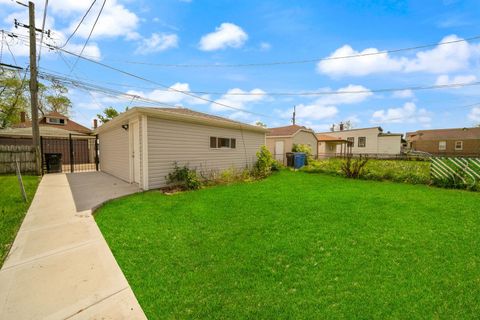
[430,157,480,187]
[0,145,37,174]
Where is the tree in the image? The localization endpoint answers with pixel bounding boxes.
[97,107,119,124]
[0,72,72,128]
[38,82,72,116]
[331,120,354,131]
[0,70,29,128]
[255,121,267,128]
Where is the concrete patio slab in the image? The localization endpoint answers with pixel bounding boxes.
[66,172,141,212]
[0,173,146,319]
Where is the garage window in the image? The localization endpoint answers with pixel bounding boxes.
[210,137,236,149]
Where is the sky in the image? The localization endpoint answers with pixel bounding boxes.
[1,0,480,133]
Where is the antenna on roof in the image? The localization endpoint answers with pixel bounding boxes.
[292,105,296,125]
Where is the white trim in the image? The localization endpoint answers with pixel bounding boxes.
[141,115,149,190]
[439,140,447,151]
[455,140,463,151]
[129,118,140,183]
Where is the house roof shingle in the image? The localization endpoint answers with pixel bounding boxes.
[12,112,92,134]
[266,124,313,136]
[149,107,250,127]
[96,107,268,133]
[407,127,480,141]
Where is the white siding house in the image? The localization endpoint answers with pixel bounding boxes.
[319,127,402,156]
[97,107,266,190]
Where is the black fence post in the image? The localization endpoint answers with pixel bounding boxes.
[69,133,74,173]
[40,136,44,175]
[95,134,99,171]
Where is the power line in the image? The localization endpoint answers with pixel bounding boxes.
[371,102,480,124]
[37,0,48,64]
[50,44,279,118]
[59,0,97,48]
[120,34,480,68]
[69,0,106,73]
[3,34,480,98]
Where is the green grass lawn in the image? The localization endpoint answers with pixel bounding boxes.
[0,175,40,266]
[95,171,480,319]
[303,158,431,185]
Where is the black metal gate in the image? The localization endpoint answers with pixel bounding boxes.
[41,134,99,174]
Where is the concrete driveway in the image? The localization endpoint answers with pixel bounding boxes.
[0,172,146,319]
[66,172,141,212]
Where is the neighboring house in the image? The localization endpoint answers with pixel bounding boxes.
[265,125,318,163]
[406,127,480,156]
[317,135,351,158]
[0,111,94,169]
[95,107,267,190]
[318,126,403,156]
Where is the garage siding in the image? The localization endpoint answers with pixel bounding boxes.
[147,116,265,189]
[99,126,130,182]
[292,131,318,155]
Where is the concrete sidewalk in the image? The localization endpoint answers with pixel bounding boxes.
[0,173,146,319]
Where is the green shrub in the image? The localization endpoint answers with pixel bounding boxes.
[302,158,431,185]
[253,145,275,178]
[166,162,202,190]
[292,143,313,164]
[340,156,369,179]
[271,160,284,172]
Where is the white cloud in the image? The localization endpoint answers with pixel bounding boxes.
[65,42,101,60]
[211,88,266,111]
[62,0,139,40]
[199,23,248,51]
[371,102,431,124]
[134,33,178,54]
[435,74,477,86]
[2,11,101,59]
[404,35,472,73]
[317,45,404,77]
[318,35,479,77]
[315,84,373,105]
[392,89,414,99]
[293,104,338,120]
[127,83,210,106]
[260,42,271,51]
[468,107,480,122]
[276,85,371,123]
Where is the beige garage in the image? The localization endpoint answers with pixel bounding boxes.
[96,107,267,190]
[265,124,318,164]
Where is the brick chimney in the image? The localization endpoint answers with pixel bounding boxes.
[93,119,98,129]
[20,111,26,123]
[339,122,344,131]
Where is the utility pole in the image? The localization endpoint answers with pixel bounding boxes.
[292,105,296,125]
[28,1,41,175]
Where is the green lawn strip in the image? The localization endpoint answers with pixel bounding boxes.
[303,158,431,185]
[95,171,480,319]
[0,175,40,266]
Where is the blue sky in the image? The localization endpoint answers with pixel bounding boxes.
[1,0,480,133]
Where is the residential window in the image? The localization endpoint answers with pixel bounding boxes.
[46,117,66,125]
[210,137,217,148]
[210,137,236,149]
[347,137,354,146]
[358,137,366,148]
[455,141,463,150]
[439,141,446,151]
